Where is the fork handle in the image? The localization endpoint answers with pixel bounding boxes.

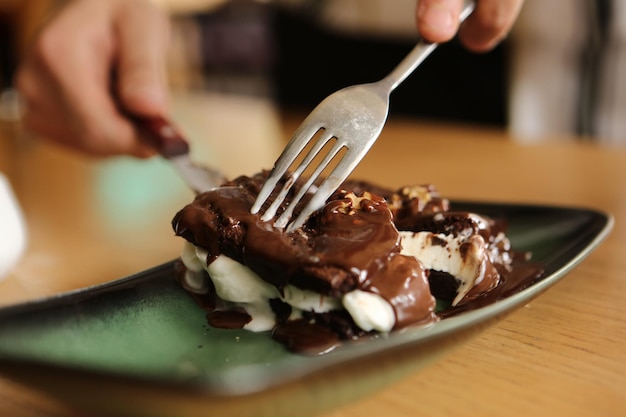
[382,0,475,91]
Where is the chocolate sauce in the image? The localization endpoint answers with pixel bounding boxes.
[363,253,435,329]
[207,309,252,329]
[172,174,439,330]
[172,173,544,355]
[272,320,341,355]
[438,262,544,318]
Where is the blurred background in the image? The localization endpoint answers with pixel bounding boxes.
[1,0,625,146]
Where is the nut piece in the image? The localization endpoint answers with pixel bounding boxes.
[337,191,375,215]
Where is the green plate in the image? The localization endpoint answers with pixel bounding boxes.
[0,202,613,417]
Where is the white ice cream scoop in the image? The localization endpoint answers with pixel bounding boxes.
[0,173,27,279]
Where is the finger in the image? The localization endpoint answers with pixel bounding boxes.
[23,95,155,158]
[20,101,73,148]
[114,0,170,117]
[51,3,157,157]
[416,0,464,43]
[459,0,524,52]
[15,58,75,145]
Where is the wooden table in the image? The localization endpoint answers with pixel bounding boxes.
[0,92,624,417]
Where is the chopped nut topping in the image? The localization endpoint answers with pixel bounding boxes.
[401,185,433,203]
[337,191,374,215]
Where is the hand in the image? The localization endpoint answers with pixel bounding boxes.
[416,0,524,52]
[15,0,170,157]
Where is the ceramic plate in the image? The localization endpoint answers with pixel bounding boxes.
[0,202,613,417]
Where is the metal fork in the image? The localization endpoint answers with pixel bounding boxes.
[252,1,475,232]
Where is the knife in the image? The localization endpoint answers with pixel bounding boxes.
[134,116,226,193]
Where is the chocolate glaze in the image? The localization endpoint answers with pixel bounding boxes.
[172,173,544,354]
[172,173,438,330]
[272,320,341,356]
[438,262,545,318]
[207,309,252,329]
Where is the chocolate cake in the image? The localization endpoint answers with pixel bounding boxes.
[172,171,541,354]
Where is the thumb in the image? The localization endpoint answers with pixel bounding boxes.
[114,0,170,117]
[416,0,463,43]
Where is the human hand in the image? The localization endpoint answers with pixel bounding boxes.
[416,0,524,52]
[16,0,170,158]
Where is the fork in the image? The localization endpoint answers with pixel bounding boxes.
[252,0,475,232]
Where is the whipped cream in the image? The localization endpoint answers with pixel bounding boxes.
[179,216,493,333]
[400,231,488,305]
[181,242,349,331]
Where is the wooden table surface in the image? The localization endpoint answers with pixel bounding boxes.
[0,92,624,417]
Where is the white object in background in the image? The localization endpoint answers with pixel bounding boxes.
[508,0,585,143]
[0,173,27,279]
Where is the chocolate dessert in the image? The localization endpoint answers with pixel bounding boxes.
[172,171,541,354]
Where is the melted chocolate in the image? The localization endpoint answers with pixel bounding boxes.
[272,320,341,355]
[172,173,544,355]
[172,173,439,331]
[207,309,252,329]
[438,262,544,318]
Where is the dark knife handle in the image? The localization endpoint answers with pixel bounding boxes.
[133,115,190,158]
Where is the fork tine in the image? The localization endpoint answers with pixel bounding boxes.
[284,148,363,232]
[260,130,338,222]
[289,129,336,179]
[250,121,322,215]
[272,138,346,228]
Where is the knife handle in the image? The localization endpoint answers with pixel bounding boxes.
[134,115,190,158]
